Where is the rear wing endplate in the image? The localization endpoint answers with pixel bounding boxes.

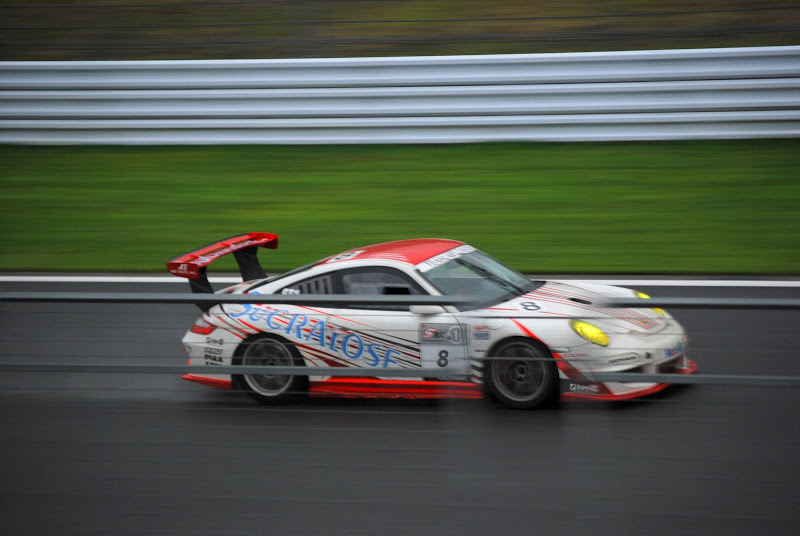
[167,233,279,296]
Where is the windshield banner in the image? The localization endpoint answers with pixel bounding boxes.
[416,245,476,272]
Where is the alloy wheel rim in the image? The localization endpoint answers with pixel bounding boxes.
[490,343,547,402]
[242,339,294,396]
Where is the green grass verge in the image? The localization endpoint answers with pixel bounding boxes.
[2,141,798,274]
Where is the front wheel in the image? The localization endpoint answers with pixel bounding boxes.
[483,339,559,409]
[233,335,308,404]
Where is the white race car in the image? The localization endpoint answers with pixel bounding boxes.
[169,233,696,409]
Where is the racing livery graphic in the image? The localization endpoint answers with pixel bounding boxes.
[169,233,697,409]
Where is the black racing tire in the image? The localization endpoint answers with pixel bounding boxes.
[483,338,559,410]
[232,334,308,405]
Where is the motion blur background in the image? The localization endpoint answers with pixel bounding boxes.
[3,0,799,60]
[2,1,800,274]
[2,3,800,535]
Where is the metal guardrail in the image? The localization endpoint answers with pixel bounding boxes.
[608,297,800,310]
[0,363,798,387]
[2,45,799,143]
[2,292,800,309]
[1,291,798,386]
[0,292,473,306]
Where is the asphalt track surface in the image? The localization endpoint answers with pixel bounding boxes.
[2,279,799,536]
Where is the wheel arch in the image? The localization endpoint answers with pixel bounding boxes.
[233,331,305,362]
[231,331,309,403]
[482,335,561,409]
[485,335,553,359]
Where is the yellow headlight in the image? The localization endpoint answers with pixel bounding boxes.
[635,290,665,316]
[569,319,609,347]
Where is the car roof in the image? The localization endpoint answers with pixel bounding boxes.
[318,238,465,267]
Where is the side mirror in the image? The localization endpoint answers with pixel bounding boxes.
[409,305,446,315]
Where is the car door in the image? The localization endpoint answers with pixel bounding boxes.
[269,272,339,369]
[328,266,470,379]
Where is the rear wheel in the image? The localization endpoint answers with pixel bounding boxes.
[233,335,308,404]
[484,339,559,409]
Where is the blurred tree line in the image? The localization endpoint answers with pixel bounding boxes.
[2,0,798,60]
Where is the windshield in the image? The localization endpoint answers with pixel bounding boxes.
[417,248,540,310]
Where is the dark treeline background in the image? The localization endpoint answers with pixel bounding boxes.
[2,0,799,60]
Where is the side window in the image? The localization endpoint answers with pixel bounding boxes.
[279,274,333,295]
[339,268,425,310]
[342,270,422,296]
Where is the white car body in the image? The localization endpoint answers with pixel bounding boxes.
[171,233,696,408]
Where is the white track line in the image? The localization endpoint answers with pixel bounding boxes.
[1,275,798,287]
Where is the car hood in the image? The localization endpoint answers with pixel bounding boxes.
[490,280,667,333]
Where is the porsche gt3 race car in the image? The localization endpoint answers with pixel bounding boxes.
[168,233,696,409]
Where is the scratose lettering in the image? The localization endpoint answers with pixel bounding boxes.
[230,300,402,368]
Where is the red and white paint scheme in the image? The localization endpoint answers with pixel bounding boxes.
[169,233,696,409]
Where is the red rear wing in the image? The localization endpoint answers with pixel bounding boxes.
[167,233,278,306]
[167,233,278,280]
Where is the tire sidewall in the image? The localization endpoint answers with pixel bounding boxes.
[484,338,559,410]
[232,334,308,404]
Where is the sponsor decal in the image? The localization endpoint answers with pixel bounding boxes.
[192,239,267,266]
[176,263,192,274]
[231,298,402,368]
[420,324,463,346]
[328,250,364,262]
[281,288,301,295]
[609,355,638,363]
[204,345,224,365]
[664,342,684,359]
[473,325,490,340]
[569,382,600,393]
[431,375,470,382]
[562,353,588,358]
[205,337,224,346]
[423,326,443,341]
[416,245,476,272]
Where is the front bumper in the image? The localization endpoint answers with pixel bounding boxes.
[561,355,698,401]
